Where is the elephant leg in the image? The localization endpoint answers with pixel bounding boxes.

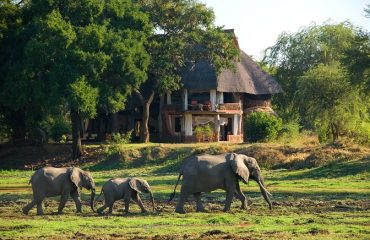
[99,194,114,215]
[124,196,130,214]
[70,190,82,213]
[223,183,236,212]
[194,192,205,212]
[175,185,191,214]
[58,194,69,214]
[132,193,147,213]
[235,182,248,209]
[97,204,108,214]
[22,200,36,215]
[108,204,113,214]
[36,201,43,215]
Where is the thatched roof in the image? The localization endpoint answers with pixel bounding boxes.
[181,51,282,95]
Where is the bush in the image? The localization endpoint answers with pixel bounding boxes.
[110,130,132,145]
[278,120,300,142]
[244,112,283,142]
[50,118,71,142]
[194,124,214,142]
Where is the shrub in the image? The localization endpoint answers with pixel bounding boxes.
[110,130,132,145]
[50,118,71,142]
[244,112,283,142]
[278,120,301,142]
[194,124,214,142]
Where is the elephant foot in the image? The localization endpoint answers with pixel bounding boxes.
[175,208,186,214]
[222,207,230,212]
[22,207,29,215]
[141,210,148,214]
[196,207,206,213]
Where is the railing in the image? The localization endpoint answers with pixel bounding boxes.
[218,103,242,111]
[163,102,242,112]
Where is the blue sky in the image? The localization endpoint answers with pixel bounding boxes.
[201,0,370,60]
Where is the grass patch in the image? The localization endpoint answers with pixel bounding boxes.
[0,141,369,239]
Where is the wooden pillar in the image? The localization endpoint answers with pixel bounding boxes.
[215,114,220,142]
[166,92,171,104]
[184,113,192,136]
[233,114,238,135]
[217,91,224,104]
[183,89,188,111]
[238,114,242,135]
[210,89,216,110]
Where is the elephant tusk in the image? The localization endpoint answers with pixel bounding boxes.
[258,181,272,197]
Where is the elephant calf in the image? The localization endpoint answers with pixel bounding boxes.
[96,177,155,215]
[23,167,96,215]
[169,153,272,213]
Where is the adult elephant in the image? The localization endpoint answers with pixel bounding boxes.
[169,153,272,213]
[22,167,96,215]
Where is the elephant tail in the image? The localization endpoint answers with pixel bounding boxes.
[168,172,182,202]
[93,189,104,208]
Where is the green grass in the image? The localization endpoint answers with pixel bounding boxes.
[0,145,369,239]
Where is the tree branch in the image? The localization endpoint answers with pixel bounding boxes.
[135,90,145,105]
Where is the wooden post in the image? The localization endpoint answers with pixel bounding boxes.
[166,92,171,104]
[215,114,220,142]
[210,89,216,110]
[183,89,188,111]
[233,114,238,135]
[184,114,192,136]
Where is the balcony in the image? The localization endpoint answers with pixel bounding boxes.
[217,103,242,111]
[163,102,242,113]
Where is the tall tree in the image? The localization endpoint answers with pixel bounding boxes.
[0,0,31,144]
[263,21,370,142]
[263,22,368,121]
[1,0,152,158]
[297,62,366,142]
[135,0,239,143]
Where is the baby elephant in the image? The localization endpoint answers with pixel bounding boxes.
[96,177,155,215]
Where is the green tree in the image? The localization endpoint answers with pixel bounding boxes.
[263,22,370,141]
[135,0,239,143]
[244,112,282,142]
[1,0,152,158]
[297,62,367,142]
[0,0,32,143]
[365,4,370,18]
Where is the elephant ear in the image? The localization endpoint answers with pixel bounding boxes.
[229,154,250,184]
[70,167,82,190]
[129,178,143,193]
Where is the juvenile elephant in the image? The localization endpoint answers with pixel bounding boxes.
[169,153,272,213]
[96,177,155,215]
[22,167,96,215]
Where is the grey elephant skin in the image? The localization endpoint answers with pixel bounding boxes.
[96,177,155,215]
[169,153,272,213]
[22,167,96,215]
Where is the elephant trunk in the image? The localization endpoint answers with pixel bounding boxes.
[149,191,155,212]
[257,177,272,210]
[90,188,96,212]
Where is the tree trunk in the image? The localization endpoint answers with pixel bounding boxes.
[10,110,27,145]
[140,102,150,143]
[135,90,155,143]
[158,95,164,139]
[71,110,82,160]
